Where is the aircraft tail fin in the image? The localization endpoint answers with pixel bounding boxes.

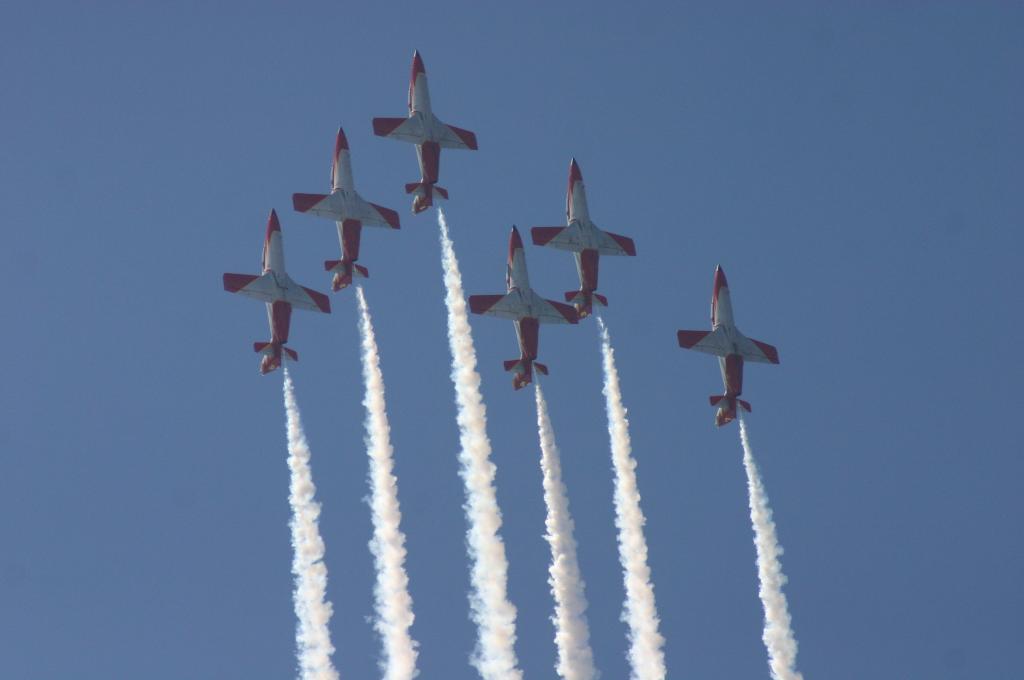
[709,395,750,427]
[324,260,369,292]
[253,341,298,375]
[563,290,608,319]
[503,357,536,390]
[405,181,449,214]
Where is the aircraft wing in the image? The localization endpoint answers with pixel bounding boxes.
[223,272,330,313]
[223,272,278,303]
[373,116,427,145]
[677,328,731,357]
[434,119,478,150]
[735,335,780,364]
[529,291,579,324]
[531,224,636,256]
[531,224,584,252]
[678,328,779,364]
[291,193,400,229]
[278,275,332,313]
[469,291,577,324]
[594,228,636,256]
[468,293,526,320]
[350,197,401,229]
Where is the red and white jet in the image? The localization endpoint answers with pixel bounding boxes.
[469,227,578,390]
[222,210,331,374]
[677,266,779,426]
[291,127,401,292]
[372,50,478,214]
[531,159,636,318]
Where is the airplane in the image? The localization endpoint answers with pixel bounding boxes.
[222,210,331,374]
[677,266,779,426]
[372,50,478,214]
[291,127,401,291]
[469,226,579,389]
[531,159,636,318]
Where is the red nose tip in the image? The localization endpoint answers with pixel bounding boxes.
[714,265,728,292]
[568,157,583,184]
[266,209,281,239]
[509,225,524,253]
[334,127,349,153]
[411,50,425,77]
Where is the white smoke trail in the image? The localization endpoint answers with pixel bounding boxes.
[437,209,523,680]
[597,318,666,680]
[534,383,597,680]
[739,417,804,680]
[356,286,420,680]
[282,369,339,680]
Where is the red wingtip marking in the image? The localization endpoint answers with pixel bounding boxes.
[609,233,637,256]
[371,203,401,229]
[302,286,332,313]
[411,50,425,77]
[531,226,563,246]
[550,300,580,324]
[448,125,478,150]
[752,340,780,364]
[292,193,328,213]
[468,294,503,315]
[223,273,258,293]
[373,117,406,137]
[678,330,711,349]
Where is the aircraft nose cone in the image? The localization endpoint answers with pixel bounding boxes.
[335,126,349,152]
[411,50,425,76]
[509,225,524,251]
[267,209,282,235]
[569,157,583,183]
[714,265,728,289]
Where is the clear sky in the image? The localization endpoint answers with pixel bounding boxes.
[2,2,1022,678]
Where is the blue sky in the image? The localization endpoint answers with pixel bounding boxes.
[2,2,1022,678]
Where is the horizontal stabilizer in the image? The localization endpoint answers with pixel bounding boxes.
[534,362,548,376]
[738,399,752,413]
[284,347,298,362]
[503,359,520,372]
[709,395,725,406]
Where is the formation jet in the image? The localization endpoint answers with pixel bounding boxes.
[222,210,331,374]
[469,227,578,389]
[373,50,478,214]
[677,266,779,426]
[531,159,636,318]
[291,127,401,291]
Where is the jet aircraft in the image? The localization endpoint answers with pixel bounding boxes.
[222,210,331,374]
[469,227,578,389]
[677,266,779,426]
[373,50,478,214]
[531,159,636,318]
[291,127,401,291]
